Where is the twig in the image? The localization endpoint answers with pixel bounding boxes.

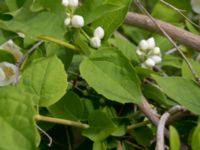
[36,124,53,147]
[34,114,90,129]
[16,41,43,69]
[156,105,185,150]
[160,0,200,28]
[124,140,144,150]
[125,12,200,52]
[133,0,200,84]
[127,120,151,131]
[138,96,169,138]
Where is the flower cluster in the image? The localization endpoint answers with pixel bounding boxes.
[90,26,105,48]
[62,0,84,28]
[136,37,162,69]
[0,40,21,86]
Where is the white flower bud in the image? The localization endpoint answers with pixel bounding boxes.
[141,63,148,69]
[62,0,69,7]
[136,49,145,56]
[150,56,162,64]
[147,37,155,49]
[69,0,79,8]
[94,26,105,39]
[0,62,18,86]
[144,58,155,67]
[71,15,84,28]
[0,68,6,82]
[17,32,26,38]
[153,47,161,55]
[64,17,71,26]
[139,40,148,51]
[90,37,101,48]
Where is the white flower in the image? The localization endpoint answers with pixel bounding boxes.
[69,0,79,8]
[62,0,69,7]
[191,0,200,14]
[144,58,155,68]
[90,37,101,48]
[64,17,71,26]
[153,47,161,55]
[150,55,162,64]
[0,40,23,63]
[147,37,155,49]
[0,62,18,86]
[139,40,148,51]
[0,68,6,82]
[71,15,84,28]
[94,26,105,39]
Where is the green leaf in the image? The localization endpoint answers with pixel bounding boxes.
[192,124,200,150]
[182,60,200,81]
[80,48,142,104]
[83,110,116,141]
[153,76,200,115]
[0,86,39,150]
[108,35,138,62]
[170,126,181,150]
[131,126,153,147]
[19,56,68,107]
[92,0,132,39]
[0,0,66,39]
[93,141,107,150]
[49,91,85,121]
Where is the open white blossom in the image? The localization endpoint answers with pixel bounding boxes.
[71,15,84,28]
[0,62,18,86]
[90,37,101,48]
[94,26,105,39]
[0,40,23,62]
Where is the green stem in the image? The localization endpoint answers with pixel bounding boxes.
[34,114,90,129]
[127,120,151,131]
[80,29,91,41]
[38,35,79,52]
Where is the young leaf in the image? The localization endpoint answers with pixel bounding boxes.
[19,56,68,107]
[0,86,39,150]
[170,126,181,150]
[83,110,116,141]
[191,124,200,150]
[153,76,200,115]
[80,48,142,104]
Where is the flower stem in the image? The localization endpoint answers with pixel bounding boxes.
[80,28,91,41]
[38,35,79,52]
[34,114,90,129]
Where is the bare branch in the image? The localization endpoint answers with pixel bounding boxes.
[156,105,185,150]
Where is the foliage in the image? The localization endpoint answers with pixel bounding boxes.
[0,0,200,149]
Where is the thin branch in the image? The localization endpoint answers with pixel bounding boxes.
[36,124,53,147]
[160,0,200,28]
[127,120,151,131]
[34,114,90,129]
[138,96,169,138]
[156,105,185,150]
[133,0,200,84]
[16,41,43,69]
